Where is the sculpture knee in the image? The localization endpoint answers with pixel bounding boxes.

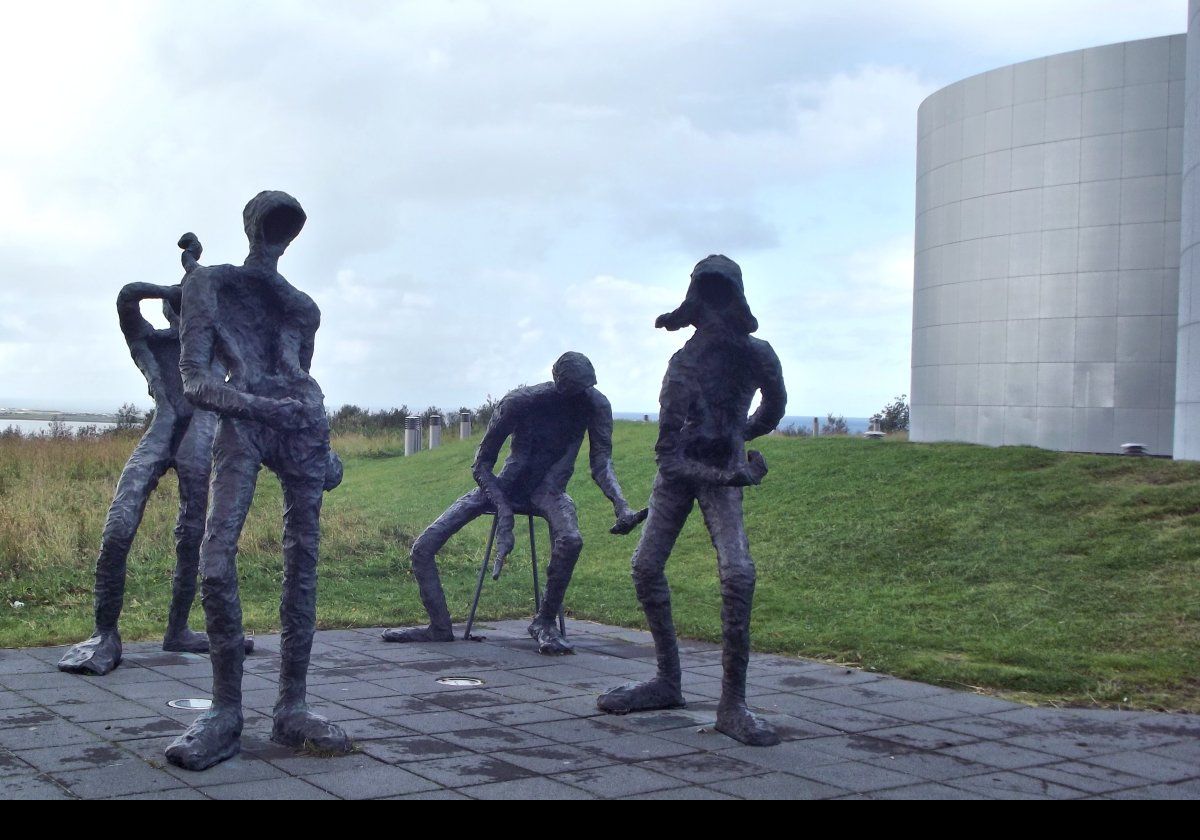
[720,561,757,598]
[631,555,669,604]
[554,530,583,562]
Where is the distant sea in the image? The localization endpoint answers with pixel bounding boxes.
[613,412,871,435]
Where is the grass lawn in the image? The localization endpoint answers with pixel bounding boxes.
[2,424,1199,711]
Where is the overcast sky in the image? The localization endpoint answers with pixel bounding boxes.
[0,1,1187,417]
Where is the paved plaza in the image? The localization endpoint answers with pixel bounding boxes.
[1,620,1198,799]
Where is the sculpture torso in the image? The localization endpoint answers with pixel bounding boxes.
[494,383,595,505]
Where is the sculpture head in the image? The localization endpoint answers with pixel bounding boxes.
[552,351,597,395]
[243,191,306,255]
[655,254,758,334]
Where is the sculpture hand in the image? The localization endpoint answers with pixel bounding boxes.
[610,507,648,535]
[265,397,310,430]
[739,450,768,486]
[494,511,516,565]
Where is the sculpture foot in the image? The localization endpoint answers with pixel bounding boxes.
[165,708,243,771]
[163,630,255,655]
[272,705,352,755]
[597,676,685,714]
[715,702,780,747]
[58,631,122,675]
[381,626,455,643]
[528,619,573,655]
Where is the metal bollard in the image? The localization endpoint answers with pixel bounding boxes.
[460,410,472,439]
[428,413,442,450]
[404,415,422,456]
[812,417,819,437]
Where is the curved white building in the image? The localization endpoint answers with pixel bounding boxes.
[912,31,1193,456]
[1176,1,1200,459]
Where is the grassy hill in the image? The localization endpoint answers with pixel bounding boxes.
[2,424,1199,710]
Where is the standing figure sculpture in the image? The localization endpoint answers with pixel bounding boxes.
[59,233,249,676]
[165,191,347,771]
[597,255,786,746]
[383,352,646,655]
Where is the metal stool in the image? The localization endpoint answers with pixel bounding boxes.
[463,512,566,641]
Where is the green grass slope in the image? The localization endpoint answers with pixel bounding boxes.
[2,424,1199,710]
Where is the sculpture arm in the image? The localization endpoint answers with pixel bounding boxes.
[178,276,304,427]
[744,341,787,441]
[587,391,635,516]
[471,397,518,517]
[116,283,168,343]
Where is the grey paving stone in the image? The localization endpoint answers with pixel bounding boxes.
[718,740,847,773]
[333,715,415,742]
[358,735,471,765]
[947,770,1089,800]
[792,759,922,793]
[1148,739,1200,764]
[539,693,611,718]
[162,749,287,786]
[749,666,882,692]
[594,707,714,734]
[707,771,848,800]
[492,743,614,774]
[795,683,912,706]
[338,693,441,717]
[307,679,405,702]
[266,750,388,777]
[1005,731,1119,760]
[108,788,210,800]
[304,763,439,799]
[386,789,472,800]
[639,751,772,784]
[922,691,1026,715]
[0,719,102,750]
[584,733,698,762]
[868,782,991,800]
[0,691,37,711]
[404,754,536,787]
[936,715,1042,741]
[941,740,1060,770]
[85,715,191,743]
[14,742,130,773]
[1104,778,1200,799]
[805,733,918,760]
[436,726,555,753]
[101,679,199,703]
[554,763,689,798]
[201,777,337,800]
[1081,750,1200,783]
[52,758,188,798]
[622,786,738,800]
[516,716,627,744]
[463,700,575,727]
[463,776,598,799]
[861,751,993,782]
[0,748,33,777]
[860,699,968,723]
[389,709,502,735]
[0,772,74,799]
[413,688,514,711]
[868,724,980,750]
[795,704,910,734]
[56,699,166,724]
[1020,760,1152,794]
[490,680,590,702]
[0,653,48,675]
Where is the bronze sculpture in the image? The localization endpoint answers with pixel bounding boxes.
[165,192,347,770]
[597,255,786,746]
[384,352,646,654]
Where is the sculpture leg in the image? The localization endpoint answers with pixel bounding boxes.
[597,475,691,713]
[270,463,350,754]
[165,420,259,771]
[163,411,213,653]
[59,411,175,675]
[698,485,778,746]
[383,489,489,643]
[528,491,581,655]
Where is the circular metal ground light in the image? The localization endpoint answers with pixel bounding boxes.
[436,677,484,687]
[168,698,213,711]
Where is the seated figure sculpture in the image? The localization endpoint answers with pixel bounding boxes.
[165,191,347,771]
[597,255,786,746]
[59,234,252,676]
[384,352,646,655]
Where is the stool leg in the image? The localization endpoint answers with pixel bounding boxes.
[529,515,542,611]
[464,517,498,641]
